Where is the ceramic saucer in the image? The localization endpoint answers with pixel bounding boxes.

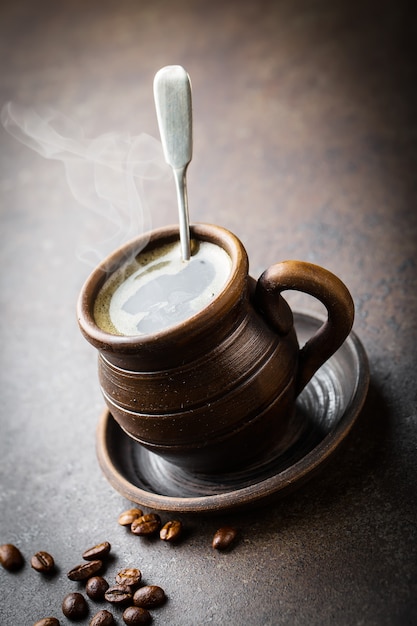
[96,312,369,513]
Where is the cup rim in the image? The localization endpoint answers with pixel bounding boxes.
[77,222,249,351]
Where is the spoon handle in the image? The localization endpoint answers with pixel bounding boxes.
[154,65,193,261]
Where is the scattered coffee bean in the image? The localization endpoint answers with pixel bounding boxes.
[33,618,60,626]
[160,519,182,543]
[0,543,24,572]
[67,559,103,581]
[118,508,143,527]
[212,526,238,551]
[31,551,55,574]
[104,584,133,605]
[86,575,109,601]
[62,592,88,620]
[133,585,166,609]
[131,513,161,536]
[89,609,115,626]
[82,541,111,561]
[122,606,152,625]
[116,567,142,588]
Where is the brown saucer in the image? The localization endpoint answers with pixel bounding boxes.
[96,312,369,514]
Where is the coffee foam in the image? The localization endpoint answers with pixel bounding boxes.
[94,240,232,336]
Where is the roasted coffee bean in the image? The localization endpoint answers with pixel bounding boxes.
[31,551,55,574]
[104,584,133,605]
[160,520,182,542]
[62,592,88,620]
[89,609,115,626]
[212,526,238,551]
[67,559,102,581]
[115,567,142,588]
[82,541,111,561]
[0,543,24,571]
[131,513,161,536]
[86,575,110,601]
[122,606,152,625]
[33,618,60,626]
[118,508,143,527]
[133,585,166,609]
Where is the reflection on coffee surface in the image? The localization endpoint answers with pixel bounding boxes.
[94,240,231,335]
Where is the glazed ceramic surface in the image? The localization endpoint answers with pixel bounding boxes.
[78,224,354,472]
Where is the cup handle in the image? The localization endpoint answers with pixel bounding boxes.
[255,260,355,394]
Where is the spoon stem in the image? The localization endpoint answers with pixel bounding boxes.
[173,167,191,261]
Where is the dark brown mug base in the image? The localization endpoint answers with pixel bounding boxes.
[95,312,369,513]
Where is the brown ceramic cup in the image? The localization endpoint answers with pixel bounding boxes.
[77,223,354,473]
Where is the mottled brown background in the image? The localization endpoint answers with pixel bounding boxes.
[0,1,416,624]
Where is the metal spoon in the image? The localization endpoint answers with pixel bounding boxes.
[153,65,193,261]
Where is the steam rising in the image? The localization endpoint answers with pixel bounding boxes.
[1,102,171,265]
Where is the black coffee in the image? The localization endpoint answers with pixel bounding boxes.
[94,240,231,336]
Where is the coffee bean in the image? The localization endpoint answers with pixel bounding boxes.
[89,609,115,626]
[131,513,161,536]
[86,575,109,601]
[82,541,111,561]
[160,520,182,543]
[122,606,152,625]
[115,567,142,588]
[33,619,60,626]
[0,543,24,571]
[118,508,143,527]
[212,526,238,551]
[104,584,133,605]
[62,592,88,620]
[31,551,55,574]
[133,585,166,609]
[67,559,103,581]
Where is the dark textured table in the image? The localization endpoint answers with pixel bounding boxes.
[1,1,416,624]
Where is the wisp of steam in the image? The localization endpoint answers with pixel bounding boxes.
[1,102,171,266]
